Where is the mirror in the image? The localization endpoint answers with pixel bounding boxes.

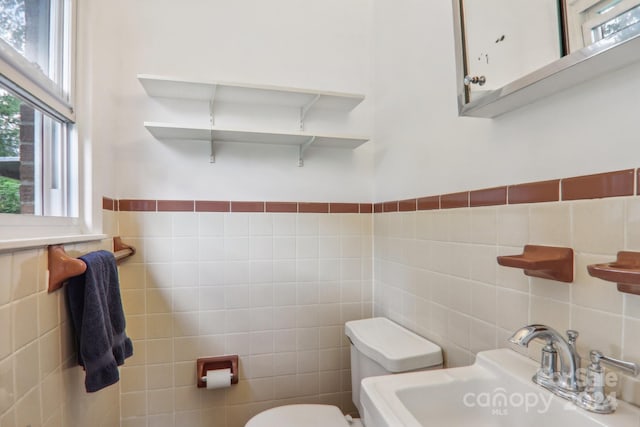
[453,0,640,117]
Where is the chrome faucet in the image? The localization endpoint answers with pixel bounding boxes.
[509,324,583,399]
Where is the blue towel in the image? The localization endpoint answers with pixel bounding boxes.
[66,250,133,392]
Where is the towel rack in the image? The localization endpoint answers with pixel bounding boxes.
[47,237,136,293]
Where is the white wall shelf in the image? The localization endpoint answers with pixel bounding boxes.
[138,74,364,113]
[144,122,368,166]
[139,74,368,166]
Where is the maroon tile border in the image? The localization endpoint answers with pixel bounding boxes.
[562,169,634,201]
[417,196,439,211]
[398,199,417,212]
[509,180,560,204]
[330,203,360,213]
[102,197,115,211]
[383,201,398,213]
[266,202,298,213]
[104,168,640,216]
[195,201,230,212]
[470,187,507,207]
[158,200,195,212]
[118,199,157,212]
[231,201,265,212]
[359,203,373,213]
[299,202,329,213]
[440,192,469,209]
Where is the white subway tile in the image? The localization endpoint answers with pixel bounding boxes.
[224,214,249,237]
[471,207,497,244]
[571,306,622,357]
[495,289,529,331]
[198,213,225,237]
[144,212,173,237]
[172,212,198,237]
[12,294,37,350]
[249,213,273,236]
[573,253,623,314]
[0,356,14,414]
[529,202,571,247]
[572,199,624,255]
[11,250,38,300]
[530,297,570,333]
[273,214,297,236]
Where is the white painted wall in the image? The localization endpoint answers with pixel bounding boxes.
[373,0,640,202]
[76,0,122,231]
[83,0,374,203]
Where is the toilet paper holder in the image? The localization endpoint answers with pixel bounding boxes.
[196,355,239,388]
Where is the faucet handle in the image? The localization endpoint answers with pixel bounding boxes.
[566,330,579,344]
[590,350,640,376]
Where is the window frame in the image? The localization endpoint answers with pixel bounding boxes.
[0,0,97,248]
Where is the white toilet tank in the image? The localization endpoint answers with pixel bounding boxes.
[344,318,443,420]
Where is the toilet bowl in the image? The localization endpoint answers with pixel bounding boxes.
[245,317,442,427]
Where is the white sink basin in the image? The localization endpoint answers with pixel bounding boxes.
[361,348,640,427]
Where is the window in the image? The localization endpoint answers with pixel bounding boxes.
[590,2,640,42]
[0,0,76,220]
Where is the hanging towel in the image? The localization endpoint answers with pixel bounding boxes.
[66,250,133,392]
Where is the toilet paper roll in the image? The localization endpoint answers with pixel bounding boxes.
[205,368,232,389]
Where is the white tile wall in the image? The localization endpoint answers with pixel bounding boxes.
[117,211,373,427]
[374,197,640,405]
[0,228,120,427]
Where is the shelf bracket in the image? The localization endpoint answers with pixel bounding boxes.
[209,85,217,126]
[299,94,321,130]
[209,133,216,164]
[209,95,216,163]
[298,136,316,167]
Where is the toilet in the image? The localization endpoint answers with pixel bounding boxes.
[245,317,443,427]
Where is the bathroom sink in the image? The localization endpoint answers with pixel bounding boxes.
[361,348,640,427]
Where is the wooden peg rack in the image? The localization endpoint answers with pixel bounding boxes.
[47,237,135,293]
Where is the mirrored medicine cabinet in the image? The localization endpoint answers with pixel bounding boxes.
[453,0,640,117]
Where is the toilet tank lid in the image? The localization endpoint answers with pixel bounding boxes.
[345,317,442,372]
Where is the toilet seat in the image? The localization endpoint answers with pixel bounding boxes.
[245,404,351,427]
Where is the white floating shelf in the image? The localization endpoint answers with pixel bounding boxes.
[138,74,365,111]
[144,122,368,149]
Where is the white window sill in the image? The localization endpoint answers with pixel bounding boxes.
[0,233,107,252]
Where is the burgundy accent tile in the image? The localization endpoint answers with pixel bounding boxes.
[102,197,115,211]
[114,200,119,211]
[440,192,469,209]
[383,201,398,213]
[118,199,157,212]
[508,180,560,204]
[373,203,383,213]
[299,202,329,213]
[195,201,230,212]
[266,202,298,213]
[398,199,417,212]
[359,203,373,214]
[417,196,439,211]
[562,169,634,201]
[470,187,507,207]
[231,201,265,212]
[158,200,195,212]
[330,203,360,213]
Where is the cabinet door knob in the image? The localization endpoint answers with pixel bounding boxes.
[463,75,486,86]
